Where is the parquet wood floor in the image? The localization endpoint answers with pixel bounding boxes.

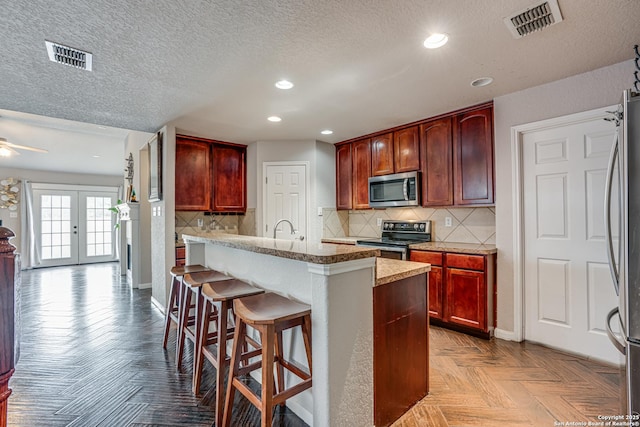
[7,263,623,426]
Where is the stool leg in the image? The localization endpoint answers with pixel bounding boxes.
[302,314,313,375]
[214,300,230,427]
[260,324,275,427]
[275,331,285,407]
[176,284,192,370]
[222,318,247,427]
[162,276,179,349]
[192,295,210,395]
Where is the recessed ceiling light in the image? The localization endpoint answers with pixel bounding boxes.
[470,77,494,87]
[321,130,333,135]
[275,80,294,90]
[268,116,282,122]
[92,155,101,158]
[423,33,449,49]
[97,125,107,130]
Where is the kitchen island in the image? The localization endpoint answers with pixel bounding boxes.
[182,232,430,427]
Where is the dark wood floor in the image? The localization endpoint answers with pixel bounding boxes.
[7,262,306,427]
[7,263,623,426]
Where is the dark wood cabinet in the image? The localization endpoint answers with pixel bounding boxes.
[371,133,394,176]
[175,137,211,211]
[393,126,420,173]
[175,135,246,213]
[409,250,443,319]
[175,246,186,267]
[211,144,246,212]
[352,138,372,209]
[420,118,453,206]
[335,143,353,210]
[374,273,428,427]
[410,249,495,338]
[453,106,494,205]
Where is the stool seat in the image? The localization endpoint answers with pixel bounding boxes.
[234,292,311,325]
[202,279,265,301]
[184,270,233,287]
[170,264,209,277]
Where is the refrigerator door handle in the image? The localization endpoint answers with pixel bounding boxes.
[606,307,626,355]
[604,131,620,295]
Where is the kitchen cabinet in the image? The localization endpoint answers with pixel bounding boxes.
[175,135,246,213]
[352,138,372,209]
[374,273,428,427]
[335,143,353,210]
[393,126,420,173]
[420,118,453,206]
[175,246,186,267]
[371,132,394,176]
[453,106,494,205]
[410,249,495,338]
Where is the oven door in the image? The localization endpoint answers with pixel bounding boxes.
[356,242,407,260]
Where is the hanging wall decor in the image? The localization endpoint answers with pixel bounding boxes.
[0,178,20,210]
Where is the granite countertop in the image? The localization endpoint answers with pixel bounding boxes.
[320,237,359,245]
[182,232,380,264]
[409,241,497,255]
[375,258,431,287]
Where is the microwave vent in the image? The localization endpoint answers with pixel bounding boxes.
[503,0,563,38]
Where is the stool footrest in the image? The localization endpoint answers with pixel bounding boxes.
[277,359,311,381]
[273,379,312,405]
[232,378,262,409]
[237,360,262,376]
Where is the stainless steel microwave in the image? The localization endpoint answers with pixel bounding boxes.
[368,171,419,208]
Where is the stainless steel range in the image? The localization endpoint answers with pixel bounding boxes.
[356,220,431,260]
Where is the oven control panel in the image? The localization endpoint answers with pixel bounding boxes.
[382,220,431,234]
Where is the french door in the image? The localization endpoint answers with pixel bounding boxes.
[32,186,118,267]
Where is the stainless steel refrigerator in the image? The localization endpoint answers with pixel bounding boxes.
[606,89,640,417]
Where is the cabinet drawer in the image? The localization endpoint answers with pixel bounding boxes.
[446,253,484,271]
[176,247,186,259]
[410,250,442,266]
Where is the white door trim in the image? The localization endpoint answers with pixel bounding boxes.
[262,161,311,238]
[510,105,617,342]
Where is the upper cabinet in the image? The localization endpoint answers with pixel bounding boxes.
[352,138,372,209]
[175,135,247,213]
[371,133,394,176]
[453,106,494,205]
[393,126,420,173]
[420,118,453,207]
[335,143,353,210]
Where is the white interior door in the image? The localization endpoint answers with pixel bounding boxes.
[522,115,619,364]
[264,163,307,240]
[32,187,118,267]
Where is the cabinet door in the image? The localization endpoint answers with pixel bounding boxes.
[212,144,246,212]
[420,118,453,206]
[175,138,211,211]
[453,106,494,205]
[352,138,372,209]
[336,143,353,210]
[410,250,443,319]
[371,133,394,176]
[444,267,486,331]
[394,126,420,173]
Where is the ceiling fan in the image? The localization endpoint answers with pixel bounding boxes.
[0,137,48,157]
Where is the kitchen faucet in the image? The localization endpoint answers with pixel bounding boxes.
[273,219,303,240]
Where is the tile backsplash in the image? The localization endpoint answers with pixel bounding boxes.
[322,206,495,245]
[175,211,240,240]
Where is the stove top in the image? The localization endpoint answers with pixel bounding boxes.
[356,220,431,248]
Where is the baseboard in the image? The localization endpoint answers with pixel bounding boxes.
[494,328,521,342]
[150,295,165,315]
[137,282,152,290]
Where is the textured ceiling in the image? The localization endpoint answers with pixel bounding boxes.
[0,0,639,175]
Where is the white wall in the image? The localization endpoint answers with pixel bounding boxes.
[494,59,634,335]
[0,167,121,254]
[251,139,335,244]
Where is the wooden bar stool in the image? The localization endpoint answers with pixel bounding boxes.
[177,270,233,370]
[193,279,264,425]
[222,292,312,427]
[162,264,210,350]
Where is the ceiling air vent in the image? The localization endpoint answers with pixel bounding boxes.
[45,40,93,71]
[503,0,563,38]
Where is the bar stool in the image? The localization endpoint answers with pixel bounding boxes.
[193,279,264,425]
[222,292,312,427]
[162,264,210,350]
[177,270,233,370]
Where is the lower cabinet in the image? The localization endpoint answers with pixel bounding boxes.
[175,246,185,267]
[410,250,495,337]
[373,274,428,427]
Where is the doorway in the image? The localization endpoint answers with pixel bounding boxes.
[263,162,308,240]
[513,106,620,364]
[31,184,119,267]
